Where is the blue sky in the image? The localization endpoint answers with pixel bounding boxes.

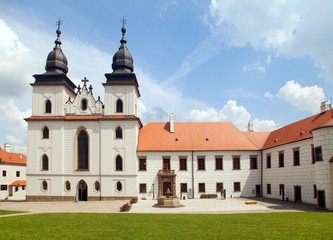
[0,0,332,153]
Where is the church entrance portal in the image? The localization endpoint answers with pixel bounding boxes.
[78,180,88,201]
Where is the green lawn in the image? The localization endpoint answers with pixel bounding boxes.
[0,212,332,240]
[0,210,22,216]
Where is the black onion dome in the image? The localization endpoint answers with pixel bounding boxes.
[45,28,68,74]
[112,26,134,73]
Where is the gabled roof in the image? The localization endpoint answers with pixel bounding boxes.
[263,109,333,149]
[0,148,26,165]
[137,122,269,152]
[10,180,26,186]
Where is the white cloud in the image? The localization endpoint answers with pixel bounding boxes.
[277,80,326,113]
[266,55,272,65]
[253,119,278,131]
[0,99,30,131]
[242,62,266,73]
[0,18,42,96]
[208,0,333,83]
[264,91,274,100]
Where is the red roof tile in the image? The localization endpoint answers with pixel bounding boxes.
[263,109,333,149]
[0,148,26,165]
[138,122,268,151]
[10,180,26,186]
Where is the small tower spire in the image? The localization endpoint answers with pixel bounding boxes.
[54,18,63,50]
[120,17,127,44]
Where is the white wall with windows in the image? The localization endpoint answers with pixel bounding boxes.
[0,164,26,200]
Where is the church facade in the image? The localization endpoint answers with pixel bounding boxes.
[25,24,333,210]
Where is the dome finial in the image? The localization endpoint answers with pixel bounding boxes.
[54,18,63,49]
[121,17,127,44]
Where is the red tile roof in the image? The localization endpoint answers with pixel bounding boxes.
[10,180,26,186]
[263,109,333,149]
[0,148,26,165]
[138,122,269,151]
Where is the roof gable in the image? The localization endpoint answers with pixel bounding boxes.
[0,148,26,165]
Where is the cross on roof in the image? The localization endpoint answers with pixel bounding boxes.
[56,18,63,30]
[81,77,89,87]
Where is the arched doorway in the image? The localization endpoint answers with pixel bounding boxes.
[77,180,88,201]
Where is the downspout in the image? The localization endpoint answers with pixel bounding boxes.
[99,124,102,201]
[260,150,263,197]
[191,151,194,199]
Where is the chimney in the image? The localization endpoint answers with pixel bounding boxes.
[320,101,331,113]
[169,113,175,133]
[248,120,254,132]
[4,143,10,152]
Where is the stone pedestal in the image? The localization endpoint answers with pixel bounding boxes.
[154,196,184,208]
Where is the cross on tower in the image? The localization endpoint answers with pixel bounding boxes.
[81,77,89,88]
[56,18,63,30]
[121,17,127,29]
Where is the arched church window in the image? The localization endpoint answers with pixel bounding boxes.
[94,181,100,192]
[65,181,71,191]
[116,181,122,192]
[42,126,49,139]
[115,155,123,171]
[42,180,48,191]
[41,154,49,171]
[77,130,89,170]
[45,100,52,113]
[81,99,87,111]
[116,99,123,113]
[115,126,123,139]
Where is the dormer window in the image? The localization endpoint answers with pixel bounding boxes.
[45,100,52,113]
[116,99,123,113]
[81,99,87,111]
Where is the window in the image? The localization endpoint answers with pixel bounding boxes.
[179,157,187,171]
[42,126,49,139]
[139,158,147,171]
[198,183,205,192]
[197,157,205,170]
[116,181,122,192]
[234,182,241,192]
[293,148,300,166]
[77,130,89,170]
[163,157,170,170]
[266,154,271,168]
[250,156,258,169]
[15,187,19,192]
[139,183,147,193]
[2,170,6,177]
[42,154,49,171]
[16,171,20,177]
[267,184,271,194]
[1,185,7,191]
[233,156,240,170]
[116,99,123,113]
[216,182,223,193]
[180,183,188,193]
[278,152,284,167]
[314,184,317,198]
[94,181,100,192]
[115,155,123,171]
[81,99,87,110]
[45,99,52,113]
[315,146,323,161]
[311,145,315,164]
[215,156,223,170]
[65,181,71,191]
[115,126,123,139]
[41,180,48,191]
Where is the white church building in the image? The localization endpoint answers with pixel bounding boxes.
[25,23,333,210]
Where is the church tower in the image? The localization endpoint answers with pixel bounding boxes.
[26,20,141,201]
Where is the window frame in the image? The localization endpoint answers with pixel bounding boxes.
[45,99,52,113]
[0,185,8,191]
[293,148,300,166]
[115,155,123,171]
[234,182,241,192]
[139,183,147,193]
[2,170,6,177]
[116,98,123,113]
[179,157,187,171]
[266,154,271,168]
[315,146,323,161]
[42,126,49,139]
[41,154,49,171]
[41,180,48,192]
[197,157,205,171]
[116,181,122,192]
[115,126,123,139]
[215,156,223,170]
[267,184,271,194]
[250,155,258,170]
[139,157,147,171]
[278,151,284,168]
[81,98,88,111]
[198,183,205,193]
[233,156,241,170]
[65,181,71,192]
[216,182,223,193]
[16,171,20,177]
[180,183,188,193]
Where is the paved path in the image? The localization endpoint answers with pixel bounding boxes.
[0,198,323,217]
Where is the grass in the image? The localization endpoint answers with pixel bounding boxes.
[0,210,22,216]
[0,212,332,240]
